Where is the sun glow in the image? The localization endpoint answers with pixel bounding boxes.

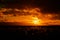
[33,19,40,24]
[32,17,42,26]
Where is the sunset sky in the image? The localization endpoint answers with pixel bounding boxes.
[0,0,60,26]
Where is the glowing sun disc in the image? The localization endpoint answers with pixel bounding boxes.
[32,17,42,25]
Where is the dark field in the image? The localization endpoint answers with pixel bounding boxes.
[0,23,60,40]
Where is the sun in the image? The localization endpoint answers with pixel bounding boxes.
[33,19,39,24]
[32,17,41,25]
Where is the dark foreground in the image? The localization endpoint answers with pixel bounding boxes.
[0,25,60,40]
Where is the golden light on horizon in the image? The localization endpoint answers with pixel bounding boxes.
[0,8,60,26]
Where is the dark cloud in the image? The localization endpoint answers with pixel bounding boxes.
[0,0,60,13]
